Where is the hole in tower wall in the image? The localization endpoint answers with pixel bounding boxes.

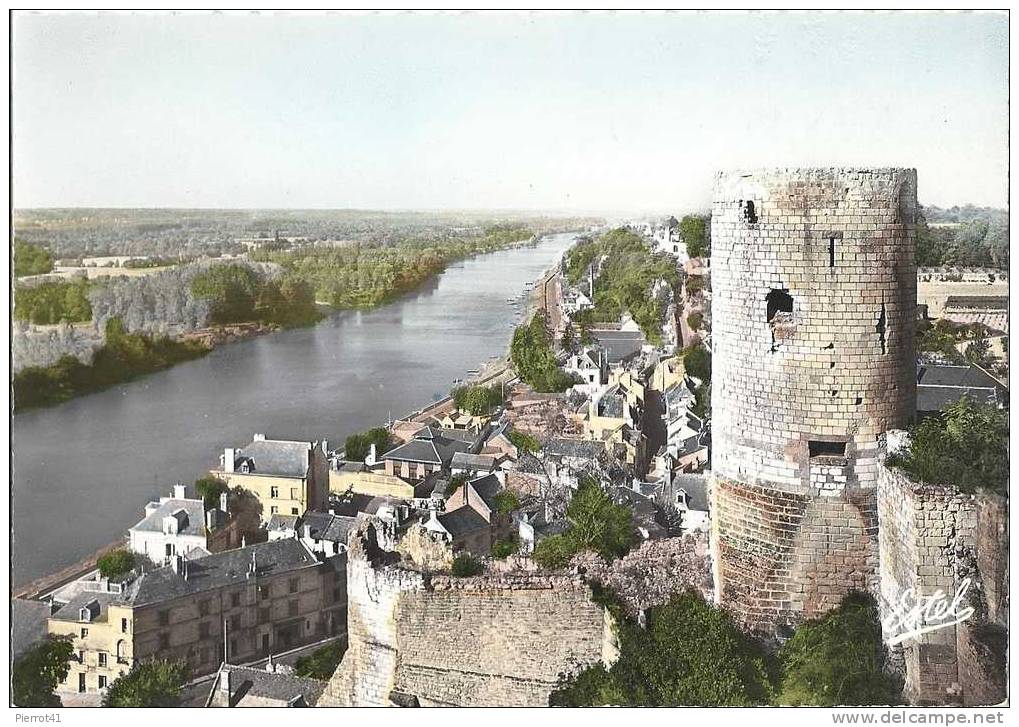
[741,200,758,224]
[877,303,887,354]
[829,237,836,267]
[766,289,794,353]
[766,289,793,322]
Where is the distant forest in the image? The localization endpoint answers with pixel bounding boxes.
[917,204,1008,269]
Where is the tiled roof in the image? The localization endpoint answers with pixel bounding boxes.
[267,514,299,532]
[130,498,206,537]
[234,439,311,479]
[467,473,503,510]
[383,428,474,466]
[132,539,319,606]
[917,363,1002,390]
[545,438,606,461]
[671,473,709,512]
[300,512,357,543]
[438,506,490,537]
[208,665,327,707]
[588,329,647,364]
[451,452,497,470]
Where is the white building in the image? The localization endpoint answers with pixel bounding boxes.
[128,484,218,564]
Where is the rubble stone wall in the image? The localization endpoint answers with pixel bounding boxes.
[320,523,612,707]
[877,466,1007,706]
[710,168,917,636]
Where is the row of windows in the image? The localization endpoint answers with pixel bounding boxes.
[155,580,303,625]
[154,600,302,649]
[269,506,301,515]
[268,486,302,499]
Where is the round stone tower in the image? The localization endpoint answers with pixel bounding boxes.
[710,168,917,637]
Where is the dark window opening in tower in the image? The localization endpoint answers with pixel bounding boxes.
[741,200,758,224]
[877,303,887,354]
[808,440,847,459]
[829,236,836,267]
[766,289,793,322]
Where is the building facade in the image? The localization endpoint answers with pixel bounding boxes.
[709,168,917,636]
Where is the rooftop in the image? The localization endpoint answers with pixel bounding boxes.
[588,329,647,364]
[438,506,490,538]
[131,497,206,537]
[232,438,312,479]
[207,665,327,707]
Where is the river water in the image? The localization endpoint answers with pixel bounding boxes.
[11,232,577,586]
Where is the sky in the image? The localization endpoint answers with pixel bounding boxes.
[12,11,1009,213]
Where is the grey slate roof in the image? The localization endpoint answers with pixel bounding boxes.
[132,538,319,606]
[299,512,356,543]
[917,363,1002,390]
[671,473,709,512]
[266,514,299,532]
[588,329,647,364]
[438,506,490,538]
[234,440,311,479]
[130,498,206,537]
[916,363,1004,414]
[597,386,625,418]
[451,451,497,470]
[383,428,474,466]
[944,295,1008,311]
[467,474,503,511]
[208,665,327,707]
[51,591,124,621]
[545,437,606,461]
[12,598,53,659]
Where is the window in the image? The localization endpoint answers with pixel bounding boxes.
[741,200,758,224]
[828,235,837,267]
[270,506,279,515]
[116,641,128,664]
[80,627,88,638]
[78,674,86,693]
[121,618,128,633]
[288,600,299,617]
[199,599,210,617]
[270,486,279,498]
[98,652,107,667]
[231,592,241,608]
[877,303,887,354]
[230,639,237,658]
[289,578,299,594]
[291,507,300,516]
[98,676,107,689]
[159,633,170,650]
[808,440,847,459]
[158,610,170,626]
[165,543,175,558]
[766,289,793,322]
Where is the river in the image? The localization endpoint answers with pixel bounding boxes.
[11,232,577,586]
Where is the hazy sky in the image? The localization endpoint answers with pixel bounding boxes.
[12,11,1009,213]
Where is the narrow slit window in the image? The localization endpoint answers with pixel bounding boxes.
[742,200,758,224]
[877,303,887,354]
[828,236,836,267]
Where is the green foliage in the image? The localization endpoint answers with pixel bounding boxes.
[551,591,772,706]
[965,338,995,369]
[916,319,993,363]
[681,344,711,383]
[451,552,484,577]
[257,274,322,328]
[12,635,74,707]
[915,205,1008,269]
[685,274,705,295]
[190,264,260,324]
[294,641,346,680]
[252,226,533,309]
[532,476,637,569]
[97,549,136,579]
[885,396,1008,494]
[195,476,229,509]
[680,215,710,258]
[566,228,681,344]
[561,322,580,355]
[14,240,54,277]
[778,592,899,706]
[122,256,176,269]
[446,473,469,497]
[14,278,93,324]
[510,310,575,392]
[13,317,209,412]
[686,311,703,331]
[507,429,541,454]
[492,489,521,515]
[491,535,520,558]
[102,660,191,707]
[452,384,503,416]
[344,427,392,462]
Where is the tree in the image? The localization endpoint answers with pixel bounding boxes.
[511,311,574,392]
[680,215,710,259]
[551,591,772,706]
[885,396,1007,495]
[507,430,541,454]
[102,660,191,707]
[97,549,136,579]
[195,476,229,509]
[294,641,346,680]
[190,264,260,324]
[561,323,580,355]
[14,240,54,277]
[965,338,994,369]
[778,592,899,705]
[682,344,711,383]
[344,427,392,462]
[532,476,637,569]
[227,487,264,541]
[491,536,520,558]
[453,384,503,416]
[12,635,74,707]
[451,552,484,577]
[492,489,521,514]
[686,312,703,331]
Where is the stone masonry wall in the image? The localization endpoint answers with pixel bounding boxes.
[319,521,612,706]
[710,168,917,636]
[877,465,1007,706]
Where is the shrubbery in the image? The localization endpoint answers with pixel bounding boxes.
[97,549,136,579]
[885,396,1008,494]
[14,240,54,277]
[12,635,73,707]
[451,552,484,577]
[344,427,392,462]
[491,536,520,558]
[452,384,503,415]
[102,661,191,707]
[510,311,575,392]
[294,641,346,680]
[507,430,541,454]
[14,278,93,324]
[680,215,710,258]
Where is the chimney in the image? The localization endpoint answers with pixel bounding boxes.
[365,443,377,466]
[302,524,311,540]
[241,535,246,548]
[223,448,235,473]
[205,509,216,531]
[220,492,229,513]
[172,482,187,500]
[171,554,183,575]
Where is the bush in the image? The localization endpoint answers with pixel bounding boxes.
[195,476,229,509]
[686,311,703,331]
[551,591,772,706]
[491,536,520,558]
[511,311,575,392]
[102,660,191,707]
[12,635,73,707]
[507,430,541,454]
[492,490,521,514]
[451,552,484,577]
[680,215,710,259]
[685,275,705,295]
[97,549,136,579]
[294,641,346,680]
[531,476,637,569]
[885,396,1007,494]
[681,344,711,383]
[778,592,899,705]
